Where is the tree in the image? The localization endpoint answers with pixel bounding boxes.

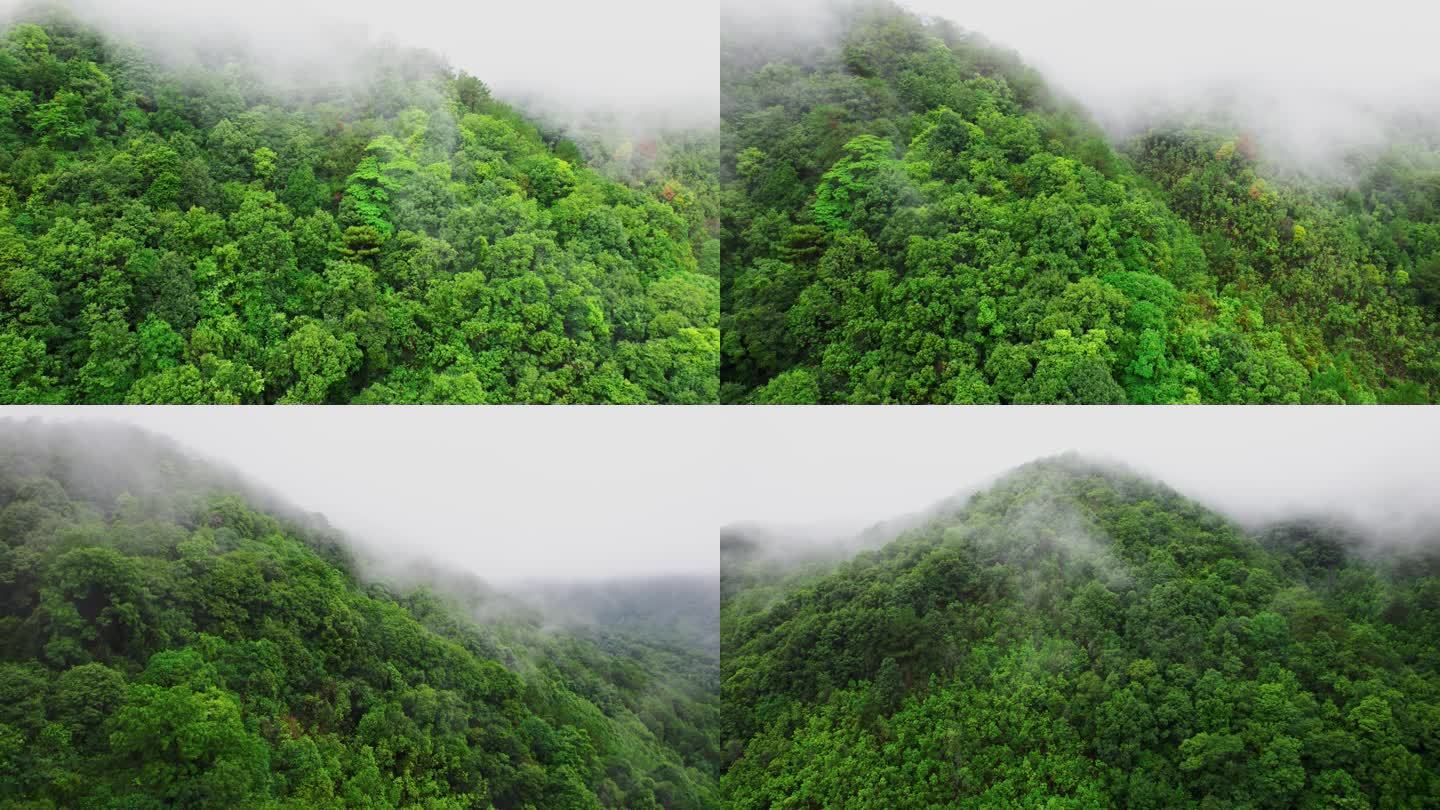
[813,135,899,232]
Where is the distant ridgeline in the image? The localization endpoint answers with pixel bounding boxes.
[0,422,719,808]
[720,456,1440,806]
[720,0,1440,404]
[0,9,719,403]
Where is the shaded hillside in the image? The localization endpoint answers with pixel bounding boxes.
[721,455,1440,807]
[0,420,718,808]
[518,576,721,655]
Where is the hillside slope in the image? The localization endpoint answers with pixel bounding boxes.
[720,0,1440,404]
[0,420,719,808]
[720,456,1440,807]
[0,8,719,403]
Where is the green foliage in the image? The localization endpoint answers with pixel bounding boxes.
[721,456,1440,807]
[0,14,717,403]
[0,422,719,808]
[720,0,1440,403]
[811,134,898,232]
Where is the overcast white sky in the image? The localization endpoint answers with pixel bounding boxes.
[7,0,1435,156]
[712,407,1440,538]
[1,406,723,582]
[4,407,1438,580]
[728,0,1440,170]
[0,0,719,130]
[908,0,1440,157]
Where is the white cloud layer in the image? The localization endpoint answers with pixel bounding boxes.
[1,0,719,130]
[727,0,1440,172]
[713,407,1440,543]
[1,406,723,582]
[5,406,1437,580]
[907,0,1440,167]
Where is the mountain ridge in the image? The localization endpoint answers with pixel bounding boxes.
[720,450,1440,806]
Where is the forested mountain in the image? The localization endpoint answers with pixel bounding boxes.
[721,456,1440,807]
[0,6,719,403]
[720,0,1440,403]
[0,420,719,808]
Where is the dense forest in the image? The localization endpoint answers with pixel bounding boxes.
[0,420,719,808]
[720,456,1440,806]
[0,6,719,403]
[720,0,1440,403]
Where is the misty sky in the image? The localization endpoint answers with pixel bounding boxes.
[728,0,1440,170]
[4,407,1439,577]
[4,0,1434,155]
[1,407,722,582]
[0,0,719,130]
[908,0,1440,149]
[714,407,1440,539]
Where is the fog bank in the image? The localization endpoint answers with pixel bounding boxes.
[726,0,1440,174]
[908,0,1440,169]
[715,407,1440,549]
[1,0,719,133]
[0,407,721,582]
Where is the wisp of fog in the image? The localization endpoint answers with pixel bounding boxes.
[0,0,719,133]
[1,407,722,583]
[726,0,1440,175]
[717,408,1440,552]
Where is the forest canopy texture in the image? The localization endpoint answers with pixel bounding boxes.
[0,421,720,808]
[720,0,1440,404]
[720,456,1440,807]
[0,9,719,404]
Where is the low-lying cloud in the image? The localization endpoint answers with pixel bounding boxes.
[1,0,719,133]
[907,0,1440,171]
[717,408,1440,553]
[1,407,722,583]
[726,0,1440,175]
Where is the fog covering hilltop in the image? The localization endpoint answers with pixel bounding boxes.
[0,417,720,645]
[0,418,719,808]
[0,0,720,136]
[720,452,1440,806]
[724,449,1440,575]
[0,416,338,528]
[727,0,1440,178]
